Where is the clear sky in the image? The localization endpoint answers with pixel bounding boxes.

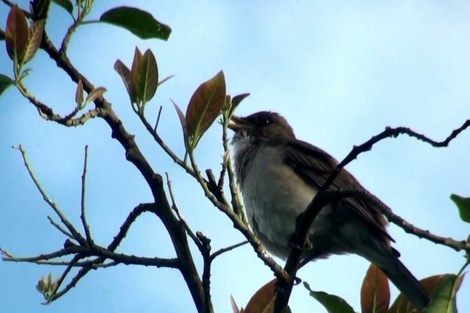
[1,1,469,312]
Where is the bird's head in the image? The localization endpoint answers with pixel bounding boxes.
[228,111,295,146]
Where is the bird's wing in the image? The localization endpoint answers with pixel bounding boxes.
[282,138,394,242]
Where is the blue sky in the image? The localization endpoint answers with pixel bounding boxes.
[1,1,469,312]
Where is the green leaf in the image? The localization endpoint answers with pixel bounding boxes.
[425,275,458,313]
[186,71,226,149]
[23,20,45,64]
[114,59,136,103]
[0,74,14,97]
[135,49,158,104]
[85,87,107,104]
[5,5,29,62]
[99,7,171,40]
[450,194,470,223]
[52,0,74,17]
[304,282,355,313]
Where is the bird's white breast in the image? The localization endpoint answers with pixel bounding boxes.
[235,144,321,259]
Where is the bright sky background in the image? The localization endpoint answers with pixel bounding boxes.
[1,1,469,312]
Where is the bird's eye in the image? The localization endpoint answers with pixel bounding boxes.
[258,117,271,126]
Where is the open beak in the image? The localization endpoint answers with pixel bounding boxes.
[227,115,253,132]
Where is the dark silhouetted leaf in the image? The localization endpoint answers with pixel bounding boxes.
[304,282,355,313]
[0,74,14,97]
[86,87,107,103]
[135,49,158,104]
[75,79,84,107]
[52,0,73,16]
[244,279,276,313]
[361,264,390,313]
[450,194,470,223]
[23,20,45,64]
[230,295,240,313]
[172,100,188,148]
[186,71,226,147]
[158,75,174,87]
[114,59,136,103]
[232,93,250,111]
[5,5,29,62]
[100,7,171,40]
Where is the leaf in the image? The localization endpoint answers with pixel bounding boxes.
[450,194,470,223]
[23,20,45,64]
[158,75,174,87]
[99,7,171,40]
[114,59,136,103]
[230,295,241,313]
[361,264,390,313]
[172,100,188,149]
[231,93,250,111]
[304,282,356,313]
[135,49,158,104]
[388,274,458,313]
[0,74,14,97]
[244,279,276,313]
[52,0,74,16]
[75,79,84,107]
[131,47,142,80]
[186,71,226,148]
[424,275,459,313]
[85,87,107,103]
[5,5,29,62]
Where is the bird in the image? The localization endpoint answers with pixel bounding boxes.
[228,111,429,310]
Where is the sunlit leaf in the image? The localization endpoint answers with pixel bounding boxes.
[425,275,459,313]
[23,20,45,64]
[230,295,240,313]
[135,49,158,104]
[85,87,107,103]
[172,100,188,149]
[450,194,470,224]
[100,7,171,40]
[361,264,390,313]
[52,0,74,16]
[75,79,84,107]
[304,282,355,313]
[186,70,226,148]
[5,5,29,62]
[244,279,276,313]
[114,59,136,103]
[0,74,14,97]
[388,274,459,313]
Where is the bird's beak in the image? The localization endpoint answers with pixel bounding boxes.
[227,115,253,132]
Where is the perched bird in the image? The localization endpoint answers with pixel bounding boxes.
[228,111,429,310]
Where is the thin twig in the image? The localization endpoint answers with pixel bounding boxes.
[80,145,93,244]
[322,121,470,190]
[13,145,86,246]
[210,241,248,261]
[165,173,204,252]
[222,115,245,222]
[107,203,152,251]
[2,248,73,262]
[47,216,74,239]
[48,254,83,303]
[154,106,163,131]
